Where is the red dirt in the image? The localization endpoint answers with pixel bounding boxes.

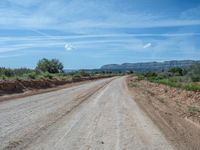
[0,76,113,102]
[127,76,200,150]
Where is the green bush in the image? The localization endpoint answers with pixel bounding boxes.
[183,83,200,91]
[79,70,90,77]
[144,72,157,78]
[157,72,172,79]
[187,63,200,82]
[0,75,7,80]
[135,64,200,92]
[36,58,64,73]
[0,67,33,78]
[137,75,145,81]
[149,78,200,92]
[168,67,185,76]
[27,72,37,79]
[72,74,81,80]
[42,72,54,79]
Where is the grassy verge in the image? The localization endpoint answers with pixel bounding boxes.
[0,71,116,81]
[0,71,117,96]
[133,73,200,92]
[150,79,200,92]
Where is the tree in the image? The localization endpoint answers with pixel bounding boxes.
[36,58,64,73]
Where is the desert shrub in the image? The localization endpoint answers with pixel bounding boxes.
[183,83,200,91]
[72,74,81,80]
[177,76,190,82]
[137,75,145,80]
[2,68,14,77]
[144,72,157,78]
[0,75,7,80]
[26,72,37,79]
[187,63,200,82]
[168,77,179,82]
[14,76,21,80]
[13,68,33,76]
[0,67,33,78]
[150,78,200,91]
[79,70,90,77]
[156,72,172,79]
[168,67,185,76]
[57,73,69,77]
[154,79,182,88]
[142,72,157,81]
[41,72,54,79]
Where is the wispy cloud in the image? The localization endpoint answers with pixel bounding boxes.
[0,41,66,53]
[143,43,152,49]
[0,0,200,31]
[0,31,200,54]
[0,54,24,58]
[0,0,200,68]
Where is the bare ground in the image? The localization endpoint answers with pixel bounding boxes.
[0,77,175,150]
[0,76,113,98]
[127,76,200,150]
[0,79,95,103]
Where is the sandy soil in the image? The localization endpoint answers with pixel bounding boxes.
[0,77,175,150]
[127,76,200,150]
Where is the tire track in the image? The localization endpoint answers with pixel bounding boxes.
[1,79,114,150]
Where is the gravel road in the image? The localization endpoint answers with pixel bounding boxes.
[0,77,175,150]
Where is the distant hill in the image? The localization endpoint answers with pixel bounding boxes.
[64,69,77,73]
[100,60,200,72]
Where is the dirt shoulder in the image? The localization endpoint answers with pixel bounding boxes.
[0,76,113,102]
[127,76,200,150]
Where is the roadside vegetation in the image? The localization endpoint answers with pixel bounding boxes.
[127,65,200,150]
[0,58,116,81]
[134,63,200,91]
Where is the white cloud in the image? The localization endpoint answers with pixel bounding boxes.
[143,43,152,49]
[64,43,74,51]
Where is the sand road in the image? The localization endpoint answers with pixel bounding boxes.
[0,77,175,150]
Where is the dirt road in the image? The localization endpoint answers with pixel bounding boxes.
[0,77,175,150]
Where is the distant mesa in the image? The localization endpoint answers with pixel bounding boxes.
[100,60,200,72]
[64,69,77,73]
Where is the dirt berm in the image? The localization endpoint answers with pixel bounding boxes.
[127,76,200,150]
[0,76,112,96]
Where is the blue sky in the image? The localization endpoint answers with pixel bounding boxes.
[0,0,200,69]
